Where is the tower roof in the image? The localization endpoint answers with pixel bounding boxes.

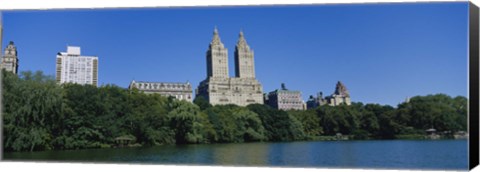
[209,26,224,48]
[334,81,350,97]
[6,41,15,49]
[4,41,17,56]
[236,30,250,50]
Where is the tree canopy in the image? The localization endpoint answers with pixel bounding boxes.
[2,70,468,152]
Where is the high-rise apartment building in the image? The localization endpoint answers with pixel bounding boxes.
[56,46,98,86]
[0,13,3,61]
[196,28,264,106]
[1,41,19,74]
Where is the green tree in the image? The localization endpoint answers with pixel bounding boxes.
[193,96,212,111]
[247,104,304,141]
[3,70,63,151]
[205,105,239,142]
[288,110,323,139]
[232,108,266,142]
[316,104,359,135]
[396,94,466,133]
[168,101,203,144]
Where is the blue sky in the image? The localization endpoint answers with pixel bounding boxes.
[1,2,469,106]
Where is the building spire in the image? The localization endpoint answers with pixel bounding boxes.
[5,41,17,56]
[334,81,349,97]
[236,29,249,49]
[210,26,224,48]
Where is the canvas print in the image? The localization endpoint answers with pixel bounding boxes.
[0,2,472,171]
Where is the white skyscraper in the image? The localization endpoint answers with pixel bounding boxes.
[56,46,98,86]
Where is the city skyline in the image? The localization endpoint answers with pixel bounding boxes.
[1,2,469,106]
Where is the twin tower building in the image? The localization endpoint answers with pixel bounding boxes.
[196,28,264,106]
[129,28,264,106]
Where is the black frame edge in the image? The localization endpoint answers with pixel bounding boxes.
[469,1,480,170]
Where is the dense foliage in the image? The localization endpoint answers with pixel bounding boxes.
[2,70,468,152]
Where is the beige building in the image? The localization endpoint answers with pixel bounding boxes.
[0,13,3,64]
[1,41,19,74]
[56,46,98,86]
[265,83,304,110]
[129,80,193,102]
[0,14,3,152]
[325,81,351,106]
[196,28,264,106]
[307,81,351,109]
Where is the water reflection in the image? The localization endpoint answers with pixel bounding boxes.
[3,140,468,170]
[211,142,268,166]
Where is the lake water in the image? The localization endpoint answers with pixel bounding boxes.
[3,140,468,170]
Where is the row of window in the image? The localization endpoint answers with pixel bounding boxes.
[172,94,192,100]
[137,83,191,90]
[279,101,303,104]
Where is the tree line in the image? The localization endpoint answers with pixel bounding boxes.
[2,70,467,152]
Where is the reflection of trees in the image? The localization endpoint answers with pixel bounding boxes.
[212,143,269,166]
[338,142,357,167]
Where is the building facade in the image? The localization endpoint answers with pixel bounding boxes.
[1,41,19,74]
[306,92,324,109]
[129,80,193,102]
[196,28,264,106]
[56,46,98,86]
[325,81,351,106]
[266,83,304,110]
[306,81,351,109]
[0,13,3,63]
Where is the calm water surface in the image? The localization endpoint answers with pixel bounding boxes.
[3,140,468,170]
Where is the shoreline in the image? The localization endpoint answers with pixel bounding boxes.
[2,137,468,154]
